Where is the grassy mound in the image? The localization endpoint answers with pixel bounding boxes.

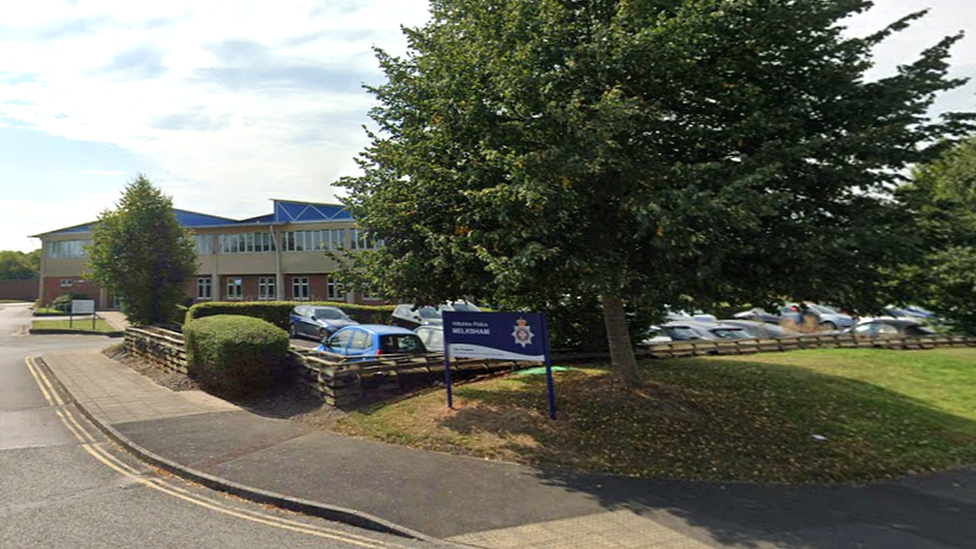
[333,348,976,483]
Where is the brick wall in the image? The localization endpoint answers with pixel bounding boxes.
[0,278,38,301]
[42,276,101,305]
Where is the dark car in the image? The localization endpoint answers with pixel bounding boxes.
[415,325,444,353]
[732,307,786,324]
[289,305,358,340]
[846,319,936,337]
[317,325,427,357]
[718,319,799,339]
[391,304,443,329]
[661,321,752,341]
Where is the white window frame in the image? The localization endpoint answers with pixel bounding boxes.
[326,278,344,301]
[258,277,276,301]
[226,277,243,300]
[217,232,275,254]
[194,235,213,255]
[60,279,73,288]
[292,277,310,301]
[197,277,212,300]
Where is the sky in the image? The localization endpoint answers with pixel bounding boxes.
[1,0,974,253]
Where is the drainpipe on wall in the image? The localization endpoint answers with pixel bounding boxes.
[270,225,283,300]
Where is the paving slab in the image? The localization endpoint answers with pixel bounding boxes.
[39,349,976,549]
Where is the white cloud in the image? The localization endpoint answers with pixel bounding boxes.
[0,0,431,244]
[0,1,973,254]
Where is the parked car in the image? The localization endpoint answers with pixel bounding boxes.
[438,301,482,313]
[415,325,444,353]
[785,303,855,330]
[718,320,799,339]
[289,305,358,340]
[666,309,718,323]
[639,325,673,346]
[846,319,936,337]
[732,307,786,324]
[391,304,443,329]
[317,325,427,357]
[661,321,752,341]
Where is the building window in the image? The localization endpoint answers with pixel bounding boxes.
[281,229,348,252]
[47,240,91,258]
[258,277,276,301]
[60,279,73,288]
[326,229,345,250]
[197,277,212,300]
[292,277,310,301]
[194,235,214,255]
[326,277,344,300]
[226,277,243,300]
[217,232,275,254]
[350,229,384,250]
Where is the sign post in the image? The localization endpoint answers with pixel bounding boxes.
[70,299,96,330]
[443,311,556,420]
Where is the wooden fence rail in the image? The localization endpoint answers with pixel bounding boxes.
[124,326,976,409]
[124,326,188,375]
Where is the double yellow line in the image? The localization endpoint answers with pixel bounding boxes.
[24,357,412,549]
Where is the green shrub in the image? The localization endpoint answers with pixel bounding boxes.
[186,301,396,329]
[51,292,91,312]
[183,315,290,398]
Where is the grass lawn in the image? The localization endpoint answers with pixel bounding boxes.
[31,318,121,335]
[33,307,66,316]
[0,299,31,304]
[333,348,976,483]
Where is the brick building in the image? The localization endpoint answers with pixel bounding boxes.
[32,199,382,310]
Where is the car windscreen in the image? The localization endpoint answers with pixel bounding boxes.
[314,308,347,320]
[665,327,700,340]
[380,334,426,354]
[417,307,441,319]
[807,304,840,315]
[710,328,748,339]
[447,302,480,312]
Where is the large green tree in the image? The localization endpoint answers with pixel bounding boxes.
[897,136,976,334]
[0,250,39,280]
[86,175,197,324]
[340,0,973,386]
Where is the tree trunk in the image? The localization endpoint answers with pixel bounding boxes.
[600,294,642,388]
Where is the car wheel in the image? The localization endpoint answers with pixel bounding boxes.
[289,323,298,338]
[318,328,328,341]
[820,321,837,330]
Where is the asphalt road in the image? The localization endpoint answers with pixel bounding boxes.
[0,303,444,549]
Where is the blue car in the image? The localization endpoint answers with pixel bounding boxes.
[316,325,427,358]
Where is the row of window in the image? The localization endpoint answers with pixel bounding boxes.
[282,229,346,252]
[192,229,384,255]
[196,276,346,301]
[49,231,385,261]
[46,240,91,258]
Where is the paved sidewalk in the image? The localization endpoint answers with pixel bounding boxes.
[41,349,976,549]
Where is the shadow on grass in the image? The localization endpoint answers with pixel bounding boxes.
[432,358,976,548]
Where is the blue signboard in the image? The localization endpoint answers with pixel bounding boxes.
[443,311,556,419]
[444,311,548,361]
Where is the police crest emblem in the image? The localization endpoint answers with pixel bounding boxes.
[511,317,534,348]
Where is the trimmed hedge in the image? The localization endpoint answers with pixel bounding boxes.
[186,301,396,329]
[184,315,289,398]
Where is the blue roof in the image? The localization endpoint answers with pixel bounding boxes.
[34,199,351,237]
[174,210,237,227]
[273,200,352,223]
[58,223,98,234]
[239,214,275,224]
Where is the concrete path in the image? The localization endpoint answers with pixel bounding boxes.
[39,349,976,548]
